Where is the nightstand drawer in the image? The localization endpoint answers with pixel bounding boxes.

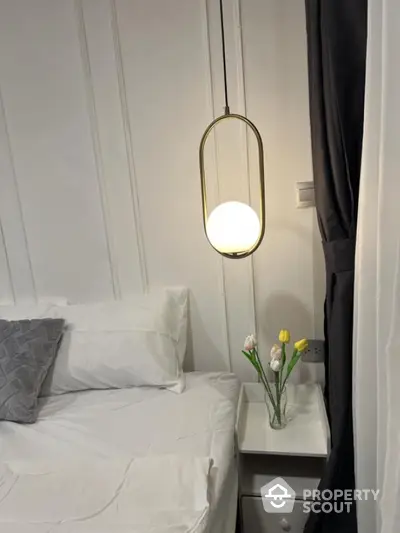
[239,454,324,498]
[241,496,309,533]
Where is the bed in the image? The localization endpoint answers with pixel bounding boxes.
[0,289,240,532]
[0,367,239,533]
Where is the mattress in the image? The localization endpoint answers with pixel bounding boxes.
[0,372,240,533]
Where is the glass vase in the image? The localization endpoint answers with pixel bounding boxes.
[265,384,288,430]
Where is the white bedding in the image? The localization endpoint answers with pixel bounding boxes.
[0,372,239,533]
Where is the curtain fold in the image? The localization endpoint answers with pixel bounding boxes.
[354,0,400,531]
[304,1,367,532]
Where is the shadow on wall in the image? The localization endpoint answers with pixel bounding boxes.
[183,211,326,379]
[183,293,229,373]
[258,291,323,384]
[259,291,312,345]
[259,212,325,343]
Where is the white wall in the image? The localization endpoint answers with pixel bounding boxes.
[0,0,324,381]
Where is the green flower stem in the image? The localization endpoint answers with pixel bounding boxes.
[274,371,282,425]
[262,377,279,416]
[253,349,269,386]
[242,341,303,428]
[281,349,302,390]
[252,349,281,418]
[244,349,278,413]
[256,362,276,409]
[242,348,283,418]
[280,343,286,390]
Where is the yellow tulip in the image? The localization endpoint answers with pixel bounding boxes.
[279,329,290,343]
[294,338,308,352]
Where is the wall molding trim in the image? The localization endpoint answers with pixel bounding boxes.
[233,0,258,341]
[0,0,318,378]
[0,83,36,302]
[0,210,14,302]
[203,0,231,371]
[75,0,119,299]
[110,0,148,293]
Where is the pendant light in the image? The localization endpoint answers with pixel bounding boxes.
[199,0,266,259]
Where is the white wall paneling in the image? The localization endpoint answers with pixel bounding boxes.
[113,0,232,371]
[0,85,36,303]
[0,0,115,303]
[205,0,258,380]
[75,0,118,299]
[0,0,324,379]
[240,0,324,382]
[201,0,231,371]
[0,214,14,304]
[78,0,146,296]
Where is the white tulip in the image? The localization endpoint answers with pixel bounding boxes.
[244,334,257,351]
[270,344,282,360]
[270,358,281,372]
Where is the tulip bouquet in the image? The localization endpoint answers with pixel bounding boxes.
[242,331,308,429]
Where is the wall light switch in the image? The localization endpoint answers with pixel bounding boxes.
[296,181,315,208]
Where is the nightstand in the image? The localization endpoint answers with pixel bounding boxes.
[235,383,330,533]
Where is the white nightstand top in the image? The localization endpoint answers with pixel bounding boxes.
[236,383,330,457]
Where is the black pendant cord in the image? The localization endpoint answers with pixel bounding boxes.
[219,0,230,114]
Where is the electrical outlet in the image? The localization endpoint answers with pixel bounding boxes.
[301,339,325,363]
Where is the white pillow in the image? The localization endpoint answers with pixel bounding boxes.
[0,298,69,320]
[41,288,188,396]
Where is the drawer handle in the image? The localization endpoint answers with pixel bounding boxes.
[279,518,291,531]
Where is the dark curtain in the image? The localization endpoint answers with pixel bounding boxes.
[304,1,367,532]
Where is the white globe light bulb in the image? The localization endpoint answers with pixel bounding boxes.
[206,201,261,254]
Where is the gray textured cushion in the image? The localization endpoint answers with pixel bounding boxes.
[0,318,65,423]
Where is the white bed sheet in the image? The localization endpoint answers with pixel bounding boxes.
[0,372,239,533]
